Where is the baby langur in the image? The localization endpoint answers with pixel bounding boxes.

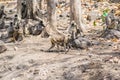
[47,31,71,54]
[12,23,23,42]
[67,21,79,40]
[10,15,23,42]
[105,9,116,29]
[8,15,23,42]
[13,14,19,25]
[7,22,14,38]
[101,10,116,37]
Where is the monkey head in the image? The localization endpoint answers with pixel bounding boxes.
[71,21,77,27]
[21,1,26,6]
[39,20,45,27]
[111,9,115,13]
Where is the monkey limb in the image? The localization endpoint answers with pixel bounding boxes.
[47,33,71,54]
[12,30,23,42]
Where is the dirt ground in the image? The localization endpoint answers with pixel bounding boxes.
[0,28,120,80]
[0,1,120,80]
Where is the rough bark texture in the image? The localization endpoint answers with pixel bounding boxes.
[17,0,36,19]
[47,0,57,32]
[38,0,42,9]
[17,0,22,20]
[70,0,86,33]
[41,0,57,37]
[33,0,40,13]
[26,0,33,19]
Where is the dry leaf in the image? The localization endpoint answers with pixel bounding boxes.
[111,38,118,42]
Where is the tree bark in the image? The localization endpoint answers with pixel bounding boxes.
[41,0,58,37]
[47,0,57,31]
[70,0,86,33]
[17,0,22,20]
[17,0,34,19]
[38,0,42,9]
[26,0,34,19]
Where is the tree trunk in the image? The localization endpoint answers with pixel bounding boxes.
[70,0,86,33]
[26,0,34,19]
[17,0,22,20]
[38,0,42,9]
[41,0,57,37]
[47,0,57,31]
[17,0,37,20]
[33,0,41,13]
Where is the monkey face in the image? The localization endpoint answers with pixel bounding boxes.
[39,21,45,27]
[71,21,77,27]
[21,1,26,6]
[111,9,115,13]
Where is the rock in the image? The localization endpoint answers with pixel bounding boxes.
[72,37,92,49]
[14,46,18,51]
[16,64,28,70]
[88,70,104,80]
[63,72,75,80]
[101,29,120,39]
